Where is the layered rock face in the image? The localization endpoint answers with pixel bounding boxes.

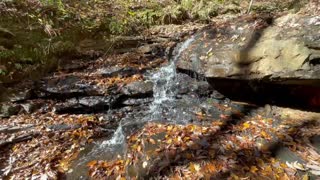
[177,14,320,82]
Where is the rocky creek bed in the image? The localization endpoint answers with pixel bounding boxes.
[1,11,320,179]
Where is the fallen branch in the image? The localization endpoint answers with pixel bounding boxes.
[0,132,39,147]
[0,124,35,134]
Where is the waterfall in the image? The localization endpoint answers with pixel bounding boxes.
[149,36,195,121]
[67,36,197,179]
[82,36,195,154]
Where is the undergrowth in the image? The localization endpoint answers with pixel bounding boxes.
[0,0,307,83]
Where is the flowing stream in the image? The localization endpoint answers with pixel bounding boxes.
[66,36,196,179]
[100,36,196,149]
[149,36,196,122]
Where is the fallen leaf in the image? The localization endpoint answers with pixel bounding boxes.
[243,122,250,130]
[250,166,258,173]
[302,173,309,180]
[149,138,156,144]
[286,161,306,171]
[87,160,97,167]
[310,170,320,176]
[142,161,148,168]
[189,163,200,173]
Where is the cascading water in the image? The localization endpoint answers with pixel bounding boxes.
[101,123,125,148]
[67,36,197,179]
[67,121,126,179]
[149,36,196,122]
[99,36,196,150]
[100,36,196,148]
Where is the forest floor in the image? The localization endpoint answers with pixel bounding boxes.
[1,47,320,179]
[1,0,320,180]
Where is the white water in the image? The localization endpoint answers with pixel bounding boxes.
[103,36,195,147]
[149,37,195,121]
[101,123,125,147]
[68,36,197,179]
[95,37,195,149]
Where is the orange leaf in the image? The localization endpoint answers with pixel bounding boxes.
[149,138,156,144]
[205,163,216,173]
[261,131,269,138]
[87,160,97,167]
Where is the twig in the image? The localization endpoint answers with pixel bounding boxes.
[247,0,254,14]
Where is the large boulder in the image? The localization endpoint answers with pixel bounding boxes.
[177,14,320,82]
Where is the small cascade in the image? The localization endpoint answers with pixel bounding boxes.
[101,123,125,148]
[68,36,198,179]
[67,123,126,179]
[149,36,195,121]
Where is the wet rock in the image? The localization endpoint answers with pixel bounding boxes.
[121,81,153,96]
[21,101,42,114]
[54,96,117,114]
[77,38,109,55]
[310,135,320,152]
[137,43,165,57]
[37,75,106,98]
[177,14,320,82]
[210,90,225,99]
[0,103,21,118]
[273,145,305,164]
[122,98,153,106]
[176,73,212,96]
[38,103,53,114]
[57,59,88,72]
[8,89,32,102]
[47,124,81,131]
[96,66,139,78]
[137,45,153,54]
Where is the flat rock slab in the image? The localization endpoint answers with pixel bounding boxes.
[54,96,118,114]
[177,14,320,82]
[121,81,153,96]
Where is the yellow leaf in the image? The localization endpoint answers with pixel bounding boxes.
[230,173,240,180]
[261,131,268,138]
[265,165,272,173]
[279,173,290,180]
[302,173,309,180]
[280,163,288,168]
[189,163,200,172]
[250,166,258,173]
[194,163,200,172]
[243,122,250,130]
